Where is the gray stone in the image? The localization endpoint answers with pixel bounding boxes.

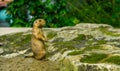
[0,48,4,54]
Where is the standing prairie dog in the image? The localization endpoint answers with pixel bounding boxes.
[31,19,47,60]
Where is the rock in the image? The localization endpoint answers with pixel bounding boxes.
[0,23,120,71]
[75,23,112,29]
[0,49,28,58]
[0,43,3,46]
[61,55,120,71]
[0,48,4,54]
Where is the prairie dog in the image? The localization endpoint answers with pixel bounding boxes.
[31,19,47,60]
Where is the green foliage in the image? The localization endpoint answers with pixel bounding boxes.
[7,0,75,27]
[68,0,120,27]
[7,0,120,27]
[80,53,107,63]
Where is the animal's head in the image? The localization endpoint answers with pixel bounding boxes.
[33,19,46,28]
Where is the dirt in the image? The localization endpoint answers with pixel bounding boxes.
[0,57,60,71]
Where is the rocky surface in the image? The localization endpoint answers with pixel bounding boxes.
[0,28,31,36]
[0,23,120,71]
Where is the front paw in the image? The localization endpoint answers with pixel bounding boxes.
[44,38,48,42]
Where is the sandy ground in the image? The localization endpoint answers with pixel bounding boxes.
[0,28,32,36]
[0,57,60,71]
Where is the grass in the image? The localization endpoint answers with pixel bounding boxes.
[72,34,86,41]
[83,45,103,51]
[80,53,107,63]
[87,40,106,45]
[99,28,120,37]
[68,50,83,56]
[47,31,57,39]
[53,38,87,51]
[97,40,107,44]
[104,56,120,65]
[0,32,31,55]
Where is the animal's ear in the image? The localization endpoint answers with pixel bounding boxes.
[34,20,37,24]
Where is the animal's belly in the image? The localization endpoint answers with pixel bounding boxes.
[31,39,45,52]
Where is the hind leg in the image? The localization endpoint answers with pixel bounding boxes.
[33,50,46,60]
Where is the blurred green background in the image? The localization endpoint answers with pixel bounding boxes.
[5,0,120,27]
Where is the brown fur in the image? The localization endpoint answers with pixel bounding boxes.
[31,19,47,60]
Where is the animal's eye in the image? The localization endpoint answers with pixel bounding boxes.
[38,20,42,22]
